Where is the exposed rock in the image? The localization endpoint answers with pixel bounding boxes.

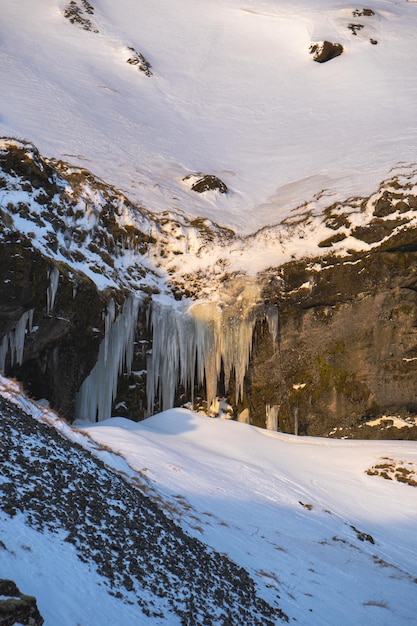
[63,0,98,32]
[309,41,344,63]
[348,23,365,35]
[353,8,375,17]
[0,579,44,626]
[243,246,417,438]
[183,173,228,194]
[126,47,152,76]
[0,232,108,420]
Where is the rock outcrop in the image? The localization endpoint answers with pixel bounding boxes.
[183,173,228,194]
[0,579,44,626]
[309,41,344,63]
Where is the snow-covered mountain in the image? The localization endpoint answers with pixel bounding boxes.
[2,2,417,623]
[2,0,417,233]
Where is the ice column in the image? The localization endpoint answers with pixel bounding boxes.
[46,267,59,314]
[75,295,140,422]
[265,404,279,431]
[147,277,264,415]
[0,309,34,371]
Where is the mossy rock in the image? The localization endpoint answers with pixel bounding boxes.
[0,580,44,626]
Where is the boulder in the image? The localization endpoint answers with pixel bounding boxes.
[309,41,344,63]
[0,579,44,626]
[183,173,228,194]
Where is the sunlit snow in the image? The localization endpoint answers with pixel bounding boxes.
[1,0,417,232]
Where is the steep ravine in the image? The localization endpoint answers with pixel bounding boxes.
[1,138,417,438]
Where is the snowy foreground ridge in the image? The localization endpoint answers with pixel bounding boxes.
[2,0,417,233]
[1,377,417,625]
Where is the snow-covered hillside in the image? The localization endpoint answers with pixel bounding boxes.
[1,0,417,232]
[1,377,417,624]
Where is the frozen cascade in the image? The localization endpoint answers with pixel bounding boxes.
[75,295,140,422]
[0,309,34,371]
[46,267,59,315]
[147,277,269,415]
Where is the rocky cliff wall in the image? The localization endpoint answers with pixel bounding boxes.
[244,247,417,437]
[2,138,417,438]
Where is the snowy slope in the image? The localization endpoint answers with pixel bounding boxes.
[2,378,416,625]
[80,410,417,625]
[1,0,417,232]
[0,377,284,626]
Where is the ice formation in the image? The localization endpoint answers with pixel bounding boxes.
[46,267,60,315]
[75,295,140,422]
[147,277,276,415]
[266,404,279,431]
[0,309,34,371]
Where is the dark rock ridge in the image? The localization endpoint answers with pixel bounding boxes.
[0,395,286,624]
[2,138,417,438]
[0,579,44,626]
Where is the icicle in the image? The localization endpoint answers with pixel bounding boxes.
[103,298,116,362]
[0,335,9,372]
[75,294,140,422]
[265,404,279,431]
[266,305,279,346]
[0,309,35,371]
[46,267,60,314]
[147,277,263,415]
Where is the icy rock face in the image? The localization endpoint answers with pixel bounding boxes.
[75,295,140,422]
[0,309,34,372]
[147,277,266,415]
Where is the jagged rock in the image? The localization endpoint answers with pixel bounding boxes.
[0,579,44,626]
[126,47,152,76]
[183,173,228,194]
[63,0,98,32]
[353,8,375,17]
[348,23,365,35]
[309,41,344,63]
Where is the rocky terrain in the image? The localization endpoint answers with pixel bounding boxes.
[2,138,417,438]
[0,394,286,624]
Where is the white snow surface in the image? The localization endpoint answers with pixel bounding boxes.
[1,377,416,625]
[1,0,417,233]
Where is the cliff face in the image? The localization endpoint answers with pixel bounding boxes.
[245,248,417,438]
[2,138,417,438]
[0,231,108,419]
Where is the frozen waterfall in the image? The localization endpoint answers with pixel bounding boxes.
[147,277,273,415]
[0,309,34,371]
[75,295,140,422]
